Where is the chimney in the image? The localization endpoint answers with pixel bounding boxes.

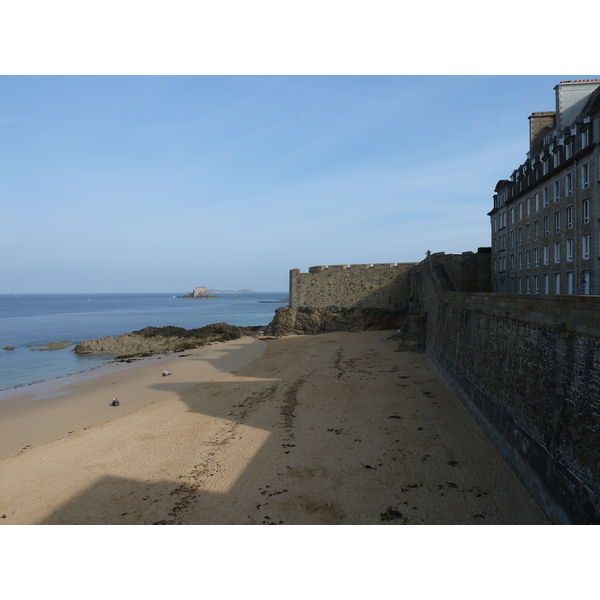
[554,79,600,131]
[529,111,555,154]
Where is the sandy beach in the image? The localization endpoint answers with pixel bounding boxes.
[0,330,549,525]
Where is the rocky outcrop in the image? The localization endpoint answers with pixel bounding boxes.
[73,323,262,357]
[30,341,73,351]
[264,306,407,336]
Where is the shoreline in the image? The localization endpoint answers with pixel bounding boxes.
[0,336,267,460]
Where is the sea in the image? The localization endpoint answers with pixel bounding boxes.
[0,292,287,392]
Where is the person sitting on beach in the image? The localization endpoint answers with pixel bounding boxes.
[111,398,120,406]
[162,370,171,376]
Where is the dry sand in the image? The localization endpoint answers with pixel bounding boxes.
[0,330,550,525]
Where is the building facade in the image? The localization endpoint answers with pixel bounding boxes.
[490,80,600,294]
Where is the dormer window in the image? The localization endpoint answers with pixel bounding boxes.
[553,152,560,168]
[582,129,589,148]
[542,159,549,176]
[565,142,572,160]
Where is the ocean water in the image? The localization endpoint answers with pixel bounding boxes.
[0,292,287,391]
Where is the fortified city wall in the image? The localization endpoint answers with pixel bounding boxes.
[285,251,600,523]
[289,263,417,310]
[410,253,600,524]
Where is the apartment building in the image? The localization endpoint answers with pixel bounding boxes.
[489,80,600,294]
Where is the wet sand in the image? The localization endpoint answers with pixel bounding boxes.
[0,330,550,524]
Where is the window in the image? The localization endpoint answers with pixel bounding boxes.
[526,224,530,242]
[582,270,590,295]
[534,275,540,294]
[526,198,531,216]
[518,251,523,269]
[583,200,590,224]
[554,241,561,263]
[543,245,549,265]
[555,273,561,294]
[582,130,589,148]
[510,207,515,225]
[542,160,549,176]
[518,227,523,245]
[526,249,531,268]
[534,247,539,266]
[554,181,560,202]
[534,193,539,212]
[566,239,573,262]
[510,230,515,247]
[567,272,574,295]
[543,187,549,207]
[544,216,549,236]
[526,276,531,294]
[518,277,523,293]
[565,142,572,159]
[534,220,540,239]
[566,173,573,196]
[510,253,515,270]
[582,234,590,259]
[544,274,550,294]
[566,206,573,229]
[582,163,590,188]
[518,203,523,220]
[553,152,560,168]
[554,211,560,233]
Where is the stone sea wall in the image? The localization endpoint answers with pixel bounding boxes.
[410,254,600,524]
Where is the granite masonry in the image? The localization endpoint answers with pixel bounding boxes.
[286,251,600,523]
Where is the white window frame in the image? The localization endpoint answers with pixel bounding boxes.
[567,272,574,295]
[566,239,573,262]
[583,200,590,224]
[582,163,590,189]
[554,241,561,264]
[582,234,590,260]
[543,245,549,265]
[566,206,573,229]
[566,173,573,196]
[554,180,560,202]
[582,130,589,148]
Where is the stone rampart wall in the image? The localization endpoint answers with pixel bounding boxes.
[289,263,417,310]
[410,256,600,523]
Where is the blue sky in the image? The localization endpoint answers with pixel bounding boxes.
[2,75,597,293]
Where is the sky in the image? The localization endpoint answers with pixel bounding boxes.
[0,3,597,294]
[4,74,597,293]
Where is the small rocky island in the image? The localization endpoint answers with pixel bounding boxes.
[176,287,221,299]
